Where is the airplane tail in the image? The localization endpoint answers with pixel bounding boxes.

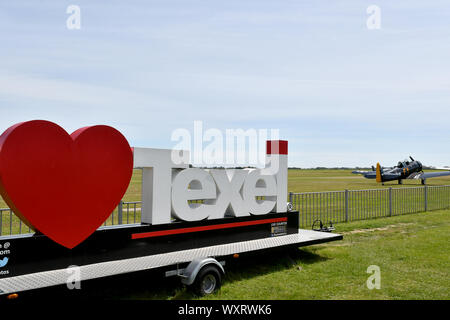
[376,162,383,183]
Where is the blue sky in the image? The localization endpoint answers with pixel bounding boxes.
[0,1,449,167]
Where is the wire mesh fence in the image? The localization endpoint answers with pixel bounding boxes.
[290,185,450,228]
[1,185,449,236]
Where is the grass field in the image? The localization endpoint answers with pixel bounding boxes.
[121,168,450,200]
[123,168,450,199]
[1,168,450,208]
[288,168,450,192]
[67,208,448,300]
[2,169,450,235]
[205,208,450,300]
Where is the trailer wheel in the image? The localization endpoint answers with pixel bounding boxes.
[191,265,222,296]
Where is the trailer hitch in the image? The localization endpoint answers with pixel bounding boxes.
[312,220,335,233]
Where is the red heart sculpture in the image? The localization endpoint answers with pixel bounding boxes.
[0,120,133,249]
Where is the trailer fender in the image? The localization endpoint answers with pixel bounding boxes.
[181,257,225,286]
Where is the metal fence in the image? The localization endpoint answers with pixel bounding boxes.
[0,201,142,237]
[0,208,32,236]
[290,185,450,228]
[1,185,449,236]
[105,201,142,226]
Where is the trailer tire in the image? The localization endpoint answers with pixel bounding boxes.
[190,265,222,296]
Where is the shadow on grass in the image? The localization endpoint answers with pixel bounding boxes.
[17,247,329,301]
[294,247,330,265]
[169,247,330,300]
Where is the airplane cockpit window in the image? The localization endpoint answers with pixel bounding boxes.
[398,161,403,168]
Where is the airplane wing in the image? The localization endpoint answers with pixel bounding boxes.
[429,166,450,170]
[352,170,371,175]
[414,171,450,180]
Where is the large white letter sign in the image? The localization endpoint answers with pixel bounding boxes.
[208,169,249,219]
[243,169,277,215]
[265,140,288,213]
[134,140,288,225]
[171,168,217,221]
[134,148,189,224]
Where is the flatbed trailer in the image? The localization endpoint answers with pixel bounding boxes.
[0,126,342,298]
[0,211,342,297]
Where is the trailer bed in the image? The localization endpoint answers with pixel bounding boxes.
[0,229,341,295]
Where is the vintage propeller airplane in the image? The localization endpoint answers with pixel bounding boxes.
[352,156,450,185]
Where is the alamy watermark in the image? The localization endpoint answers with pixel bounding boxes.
[366,265,381,289]
[66,265,81,290]
[66,5,81,30]
[65,5,381,32]
[171,121,280,169]
[366,5,381,30]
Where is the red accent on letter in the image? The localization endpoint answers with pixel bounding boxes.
[266,140,288,155]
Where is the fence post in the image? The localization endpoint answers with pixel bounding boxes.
[289,192,293,205]
[345,189,349,222]
[424,185,428,212]
[389,187,392,217]
[118,200,123,224]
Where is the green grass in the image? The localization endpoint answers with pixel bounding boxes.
[288,168,450,193]
[211,209,450,300]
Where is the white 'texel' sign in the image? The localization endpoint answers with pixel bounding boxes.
[133,140,288,225]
